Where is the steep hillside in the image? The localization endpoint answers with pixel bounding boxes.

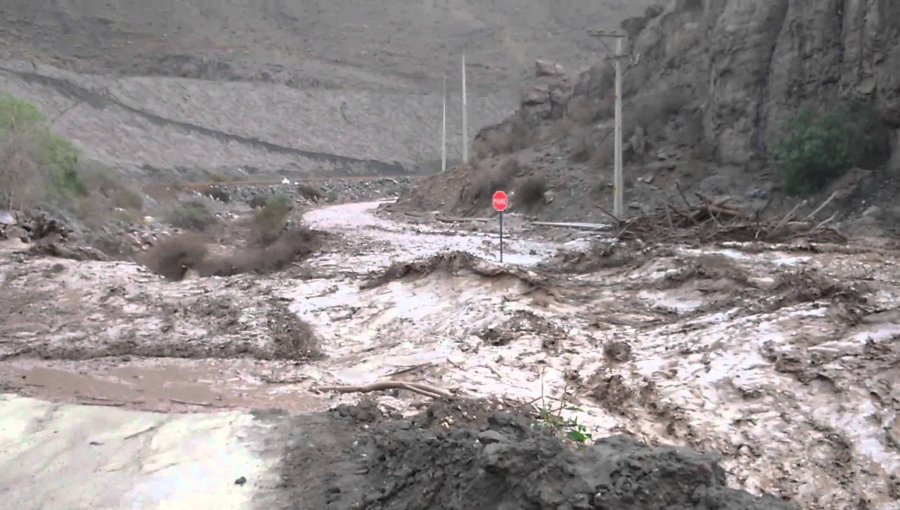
[0,0,651,89]
[398,0,900,231]
[0,0,654,179]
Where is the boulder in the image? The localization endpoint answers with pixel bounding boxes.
[535,60,566,78]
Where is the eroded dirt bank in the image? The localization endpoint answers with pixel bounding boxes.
[1,200,899,509]
[270,400,792,510]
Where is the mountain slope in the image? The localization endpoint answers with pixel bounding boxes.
[397,0,900,230]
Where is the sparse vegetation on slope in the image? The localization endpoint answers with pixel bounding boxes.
[166,200,217,231]
[773,102,891,195]
[0,93,85,210]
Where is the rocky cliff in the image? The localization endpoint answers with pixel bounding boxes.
[399,0,900,227]
[622,0,900,167]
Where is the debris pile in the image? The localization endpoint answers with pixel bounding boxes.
[0,210,69,242]
[613,192,847,245]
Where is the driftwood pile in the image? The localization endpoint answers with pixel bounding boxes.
[604,189,847,245]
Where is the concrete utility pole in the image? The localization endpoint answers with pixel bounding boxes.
[461,54,469,163]
[441,75,447,172]
[587,29,630,219]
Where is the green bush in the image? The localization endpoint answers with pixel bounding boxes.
[0,94,43,133]
[773,102,891,195]
[253,194,292,244]
[0,94,86,204]
[166,200,216,231]
[41,133,84,197]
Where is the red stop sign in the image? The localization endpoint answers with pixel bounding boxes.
[492,191,508,212]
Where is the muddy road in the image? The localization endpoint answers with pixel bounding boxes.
[1,200,899,509]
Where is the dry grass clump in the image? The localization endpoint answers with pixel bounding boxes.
[515,177,547,207]
[200,185,231,203]
[296,183,323,202]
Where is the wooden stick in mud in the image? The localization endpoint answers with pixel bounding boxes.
[804,192,837,221]
[813,211,840,231]
[593,203,622,224]
[775,200,808,230]
[435,215,491,223]
[675,182,693,211]
[664,203,675,233]
[316,381,452,399]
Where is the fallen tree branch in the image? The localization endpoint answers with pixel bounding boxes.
[775,200,808,230]
[804,192,837,221]
[532,221,608,231]
[813,211,840,231]
[675,182,694,214]
[593,203,622,224]
[316,380,453,399]
[435,215,491,223]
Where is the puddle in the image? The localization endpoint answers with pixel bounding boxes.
[2,360,325,413]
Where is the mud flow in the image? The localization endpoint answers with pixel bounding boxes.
[2,201,899,510]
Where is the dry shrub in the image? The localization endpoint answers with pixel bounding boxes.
[112,188,144,211]
[247,194,268,209]
[591,137,615,167]
[568,95,614,125]
[516,177,547,207]
[476,114,535,159]
[549,117,574,141]
[0,130,41,210]
[484,130,515,155]
[143,234,209,280]
[570,127,593,163]
[144,182,185,204]
[296,183,323,201]
[471,138,492,161]
[200,184,231,203]
[628,90,687,137]
[166,200,217,231]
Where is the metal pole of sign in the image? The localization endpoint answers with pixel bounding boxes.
[441,75,447,172]
[499,212,504,263]
[461,54,468,163]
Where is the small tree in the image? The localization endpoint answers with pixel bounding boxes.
[773,102,890,195]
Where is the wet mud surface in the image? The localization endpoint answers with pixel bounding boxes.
[2,201,899,509]
[271,401,793,510]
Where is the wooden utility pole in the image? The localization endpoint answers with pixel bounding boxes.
[461,54,469,163]
[441,75,447,172]
[587,29,630,219]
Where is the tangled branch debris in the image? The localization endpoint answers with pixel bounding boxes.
[605,191,846,245]
[315,380,453,399]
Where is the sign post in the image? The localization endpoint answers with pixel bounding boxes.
[492,191,508,263]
